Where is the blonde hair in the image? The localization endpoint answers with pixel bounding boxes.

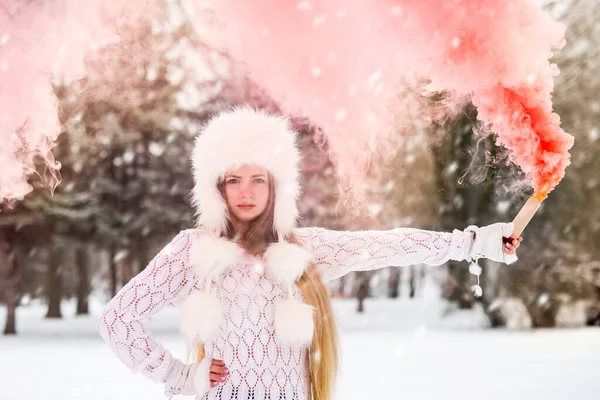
[190,173,339,400]
[292,235,340,400]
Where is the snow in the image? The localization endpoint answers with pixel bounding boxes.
[538,293,551,307]
[488,297,533,329]
[496,200,511,214]
[149,141,166,157]
[1,296,599,400]
[555,300,593,328]
[367,203,383,217]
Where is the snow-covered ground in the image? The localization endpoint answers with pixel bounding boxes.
[1,294,599,400]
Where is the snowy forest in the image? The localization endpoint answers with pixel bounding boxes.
[1,1,599,399]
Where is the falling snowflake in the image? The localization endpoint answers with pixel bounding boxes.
[253,262,265,274]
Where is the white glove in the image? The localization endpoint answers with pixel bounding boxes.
[464,222,518,265]
[163,358,212,398]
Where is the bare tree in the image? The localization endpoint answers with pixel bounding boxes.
[75,246,90,315]
[0,230,18,334]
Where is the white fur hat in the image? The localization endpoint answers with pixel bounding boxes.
[191,107,301,238]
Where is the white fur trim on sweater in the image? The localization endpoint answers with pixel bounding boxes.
[180,291,225,342]
[275,298,315,347]
[465,222,518,265]
[181,233,315,347]
[189,234,244,282]
[192,357,213,396]
[264,242,313,287]
[191,107,301,237]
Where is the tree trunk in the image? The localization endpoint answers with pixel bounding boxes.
[46,247,63,319]
[75,246,89,315]
[1,238,18,335]
[409,266,417,299]
[430,104,498,310]
[4,298,17,335]
[120,249,133,287]
[479,261,506,327]
[336,274,348,297]
[136,240,150,274]
[388,268,400,298]
[357,296,365,313]
[356,272,370,313]
[0,250,19,335]
[446,260,474,309]
[109,242,118,297]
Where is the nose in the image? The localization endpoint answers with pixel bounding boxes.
[240,183,254,199]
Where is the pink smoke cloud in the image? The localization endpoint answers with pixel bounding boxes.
[208,0,574,199]
[1,0,574,204]
[0,0,155,203]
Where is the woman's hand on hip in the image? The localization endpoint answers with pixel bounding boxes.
[209,359,229,387]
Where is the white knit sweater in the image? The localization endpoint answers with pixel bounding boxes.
[97,226,474,399]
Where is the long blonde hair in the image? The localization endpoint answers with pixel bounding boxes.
[191,173,339,400]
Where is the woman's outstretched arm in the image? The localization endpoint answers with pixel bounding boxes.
[294,226,475,282]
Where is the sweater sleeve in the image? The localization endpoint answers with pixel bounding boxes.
[294,226,474,282]
[96,230,197,382]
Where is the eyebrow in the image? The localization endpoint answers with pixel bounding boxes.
[226,174,267,179]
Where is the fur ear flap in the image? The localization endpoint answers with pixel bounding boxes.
[192,182,228,237]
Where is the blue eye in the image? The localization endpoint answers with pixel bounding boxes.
[253,178,265,183]
[227,178,239,184]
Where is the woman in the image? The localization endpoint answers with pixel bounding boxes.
[97,107,521,400]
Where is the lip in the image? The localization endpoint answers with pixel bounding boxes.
[237,204,256,210]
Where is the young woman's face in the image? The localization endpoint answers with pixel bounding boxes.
[224,164,270,222]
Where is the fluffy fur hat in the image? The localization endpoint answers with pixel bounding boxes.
[191,107,301,238]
